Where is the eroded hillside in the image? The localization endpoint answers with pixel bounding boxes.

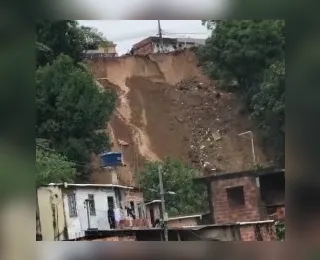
[88,50,270,186]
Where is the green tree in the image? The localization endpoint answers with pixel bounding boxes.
[36,20,81,67]
[199,20,285,165]
[251,60,285,163]
[199,20,284,93]
[80,25,107,51]
[138,158,208,216]
[36,139,76,187]
[36,55,117,180]
[36,20,107,67]
[276,221,285,241]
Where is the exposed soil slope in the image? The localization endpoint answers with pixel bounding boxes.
[88,50,269,186]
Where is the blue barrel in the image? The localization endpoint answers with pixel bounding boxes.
[100,152,123,167]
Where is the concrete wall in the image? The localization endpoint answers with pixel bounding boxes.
[168,217,199,228]
[133,40,175,55]
[63,187,120,240]
[185,226,240,241]
[210,176,266,224]
[153,43,175,53]
[37,187,66,241]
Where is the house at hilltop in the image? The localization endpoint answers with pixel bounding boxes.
[84,42,118,59]
[131,36,205,55]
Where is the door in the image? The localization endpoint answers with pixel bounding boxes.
[150,207,155,227]
[107,196,115,209]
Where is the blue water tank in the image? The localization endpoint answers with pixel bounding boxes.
[100,152,123,167]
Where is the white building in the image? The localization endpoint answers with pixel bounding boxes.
[176,38,206,49]
[37,183,145,241]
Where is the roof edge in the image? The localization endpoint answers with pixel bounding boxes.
[194,167,285,182]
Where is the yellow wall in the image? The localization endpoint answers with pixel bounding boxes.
[98,45,117,54]
[37,187,67,241]
[107,46,116,54]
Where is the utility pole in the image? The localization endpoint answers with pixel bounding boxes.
[158,165,168,241]
[238,131,256,165]
[84,199,91,229]
[157,20,163,53]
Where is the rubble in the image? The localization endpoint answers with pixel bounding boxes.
[169,77,239,172]
[118,139,129,146]
[212,131,222,141]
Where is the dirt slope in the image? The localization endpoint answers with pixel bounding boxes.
[88,49,269,186]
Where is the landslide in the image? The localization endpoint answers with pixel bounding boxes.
[88,49,269,186]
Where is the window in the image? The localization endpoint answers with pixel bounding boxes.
[88,194,96,216]
[226,186,245,207]
[107,196,114,208]
[130,201,135,212]
[67,193,77,217]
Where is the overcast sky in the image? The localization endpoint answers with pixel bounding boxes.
[78,20,212,55]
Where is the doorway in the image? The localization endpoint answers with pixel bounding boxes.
[107,196,114,208]
[150,207,155,227]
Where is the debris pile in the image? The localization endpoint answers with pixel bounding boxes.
[170,77,236,173]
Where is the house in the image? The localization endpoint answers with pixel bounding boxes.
[131,36,206,56]
[194,167,285,241]
[132,36,177,55]
[37,183,149,241]
[84,42,118,59]
[176,38,206,49]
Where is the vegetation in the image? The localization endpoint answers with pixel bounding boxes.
[36,21,116,182]
[36,139,76,187]
[276,221,285,241]
[36,20,107,67]
[138,158,208,216]
[199,20,285,165]
[36,54,116,181]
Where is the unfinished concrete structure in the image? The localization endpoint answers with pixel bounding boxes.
[194,168,284,241]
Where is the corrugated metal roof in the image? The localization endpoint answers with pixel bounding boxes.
[45,183,134,190]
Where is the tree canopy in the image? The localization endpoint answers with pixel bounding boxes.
[198,20,285,165]
[36,20,107,67]
[36,139,76,187]
[36,54,116,181]
[138,158,208,216]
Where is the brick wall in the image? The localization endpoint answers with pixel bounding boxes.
[211,176,266,224]
[133,42,154,55]
[239,222,276,241]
